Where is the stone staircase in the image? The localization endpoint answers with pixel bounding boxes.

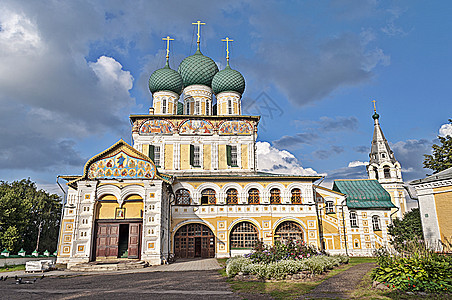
[69,260,148,272]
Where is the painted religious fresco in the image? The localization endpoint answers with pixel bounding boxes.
[88,151,155,179]
[219,120,253,135]
[139,119,173,135]
[179,119,214,135]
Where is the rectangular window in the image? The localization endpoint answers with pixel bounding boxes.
[190,145,200,167]
[325,201,334,214]
[226,145,238,167]
[154,146,160,167]
[206,102,210,115]
[195,101,200,115]
[186,102,190,114]
[228,99,233,114]
[162,98,167,114]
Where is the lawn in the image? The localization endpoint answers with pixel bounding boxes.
[217,256,377,300]
[0,264,25,273]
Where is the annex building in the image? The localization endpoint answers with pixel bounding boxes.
[57,22,408,268]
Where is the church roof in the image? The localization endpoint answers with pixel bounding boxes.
[332,179,396,209]
[410,167,452,185]
[177,49,219,87]
[369,111,397,165]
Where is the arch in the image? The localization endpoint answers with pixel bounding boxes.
[173,222,215,258]
[201,188,216,205]
[228,217,262,231]
[226,188,239,205]
[220,182,243,194]
[270,188,281,204]
[383,166,391,179]
[172,219,216,237]
[248,188,260,204]
[274,221,304,243]
[291,188,302,204]
[120,185,145,201]
[97,185,121,203]
[229,221,259,249]
[273,217,307,232]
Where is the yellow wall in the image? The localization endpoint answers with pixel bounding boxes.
[241,144,248,169]
[124,201,144,219]
[142,144,149,157]
[96,201,143,219]
[434,189,452,244]
[180,144,190,170]
[218,144,227,169]
[203,144,211,170]
[165,144,173,169]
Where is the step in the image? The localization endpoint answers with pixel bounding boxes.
[69,260,147,272]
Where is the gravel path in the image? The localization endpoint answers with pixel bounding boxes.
[299,262,375,299]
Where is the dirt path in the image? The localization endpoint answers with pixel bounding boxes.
[299,262,375,299]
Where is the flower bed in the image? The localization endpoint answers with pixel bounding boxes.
[372,243,452,293]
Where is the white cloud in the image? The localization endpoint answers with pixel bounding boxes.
[256,142,318,176]
[348,160,369,167]
[439,123,452,137]
[89,56,133,91]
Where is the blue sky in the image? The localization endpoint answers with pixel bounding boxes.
[0,0,451,194]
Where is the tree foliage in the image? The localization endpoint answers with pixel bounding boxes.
[423,119,452,173]
[388,208,423,252]
[0,179,61,253]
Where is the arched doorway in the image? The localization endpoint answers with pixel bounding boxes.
[230,221,259,250]
[274,221,304,243]
[174,223,215,258]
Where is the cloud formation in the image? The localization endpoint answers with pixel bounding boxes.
[272,133,319,149]
[439,123,452,137]
[256,142,318,176]
[391,139,432,181]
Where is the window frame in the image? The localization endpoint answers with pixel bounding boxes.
[226,188,238,205]
[162,97,167,114]
[248,188,260,204]
[190,144,201,167]
[230,222,258,249]
[175,189,191,205]
[226,145,238,167]
[325,201,334,214]
[291,188,302,204]
[350,211,358,228]
[201,189,216,205]
[270,188,281,204]
[372,215,381,231]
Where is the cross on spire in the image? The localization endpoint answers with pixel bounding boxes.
[192,20,205,49]
[372,99,377,112]
[221,37,234,63]
[162,35,174,63]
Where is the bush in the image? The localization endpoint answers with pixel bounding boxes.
[372,241,452,293]
[246,239,318,263]
[226,255,349,279]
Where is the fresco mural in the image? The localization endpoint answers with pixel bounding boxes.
[219,120,253,135]
[179,119,214,135]
[88,151,155,179]
[139,119,173,135]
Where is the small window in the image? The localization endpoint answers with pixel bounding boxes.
[206,102,210,115]
[325,201,334,214]
[350,211,358,228]
[226,189,238,204]
[384,166,391,179]
[154,146,160,167]
[226,145,238,167]
[162,98,167,114]
[374,167,379,180]
[186,102,190,114]
[354,239,360,248]
[175,189,191,205]
[248,188,259,204]
[195,101,200,115]
[228,98,233,114]
[381,153,386,158]
[372,215,381,231]
[291,188,302,204]
[201,189,216,205]
[190,145,201,167]
[270,188,281,204]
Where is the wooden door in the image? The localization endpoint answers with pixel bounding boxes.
[96,224,119,258]
[128,223,141,259]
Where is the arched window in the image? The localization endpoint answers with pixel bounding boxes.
[162,97,167,114]
[372,215,381,231]
[374,167,379,180]
[270,188,281,204]
[275,221,303,242]
[230,222,258,249]
[228,98,233,114]
[325,201,334,214]
[201,189,216,205]
[226,188,238,204]
[350,211,358,228]
[175,189,190,205]
[291,188,302,204]
[383,166,391,179]
[248,188,259,204]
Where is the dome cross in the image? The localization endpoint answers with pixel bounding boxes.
[372,99,377,112]
[162,35,174,63]
[192,20,206,49]
[221,37,234,63]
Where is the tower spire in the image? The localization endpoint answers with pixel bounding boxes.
[221,37,234,66]
[162,35,174,67]
[192,20,206,51]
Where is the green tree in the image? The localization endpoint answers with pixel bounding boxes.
[423,119,452,173]
[0,179,61,253]
[388,208,423,252]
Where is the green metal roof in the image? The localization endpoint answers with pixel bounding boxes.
[178,49,219,87]
[149,62,183,95]
[332,179,395,209]
[212,64,245,95]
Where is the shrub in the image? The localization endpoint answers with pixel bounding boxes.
[246,239,318,263]
[372,241,452,293]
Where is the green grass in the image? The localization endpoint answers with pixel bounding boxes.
[0,264,25,272]
[218,257,377,300]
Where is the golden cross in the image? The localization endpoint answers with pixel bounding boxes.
[162,36,174,61]
[192,20,206,46]
[372,99,377,112]
[221,37,234,62]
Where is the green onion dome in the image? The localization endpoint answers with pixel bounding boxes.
[212,63,245,95]
[372,112,380,120]
[149,62,183,95]
[177,49,219,88]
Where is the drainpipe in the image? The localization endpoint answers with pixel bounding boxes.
[167,184,176,262]
[56,176,68,258]
[341,196,349,256]
[313,177,325,252]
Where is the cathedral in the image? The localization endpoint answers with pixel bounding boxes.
[56,22,407,268]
